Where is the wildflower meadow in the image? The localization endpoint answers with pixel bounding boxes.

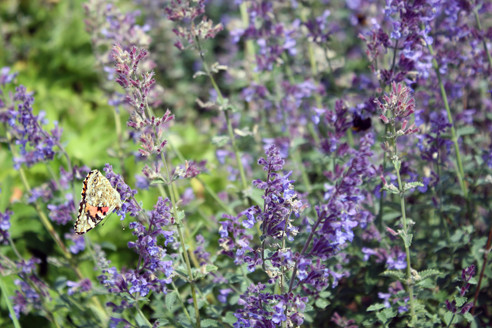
[1,0,491,327]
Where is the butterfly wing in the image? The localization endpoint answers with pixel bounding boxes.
[74,170,122,235]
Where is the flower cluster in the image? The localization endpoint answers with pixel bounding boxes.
[292,131,376,294]
[112,45,174,158]
[83,0,151,82]
[164,0,223,50]
[0,76,61,168]
[0,208,12,245]
[445,265,475,316]
[231,1,298,71]
[234,283,308,327]
[103,164,140,217]
[376,82,417,133]
[11,258,50,319]
[97,197,175,308]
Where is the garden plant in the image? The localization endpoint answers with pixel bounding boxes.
[0,0,491,327]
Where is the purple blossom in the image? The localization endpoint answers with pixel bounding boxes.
[66,279,92,296]
[11,258,49,319]
[218,288,233,303]
[0,67,18,86]
[103,163,140,217]
[0,209,12,244]
[135,174,150,190]
[112,45,174,158]
[84,0,152,82]
[65,233,86,254]
[251,145,305,241]
[219,213,254,266]
[378,280,405,309]
[164,0,223,50]
[234,283,308,327]
[386,247,407,270]
[194,234,211,266]
[27,184,53,204]
[47,194,75,225]
[0,84,61,169]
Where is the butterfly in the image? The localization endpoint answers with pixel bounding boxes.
[74,169,122,235]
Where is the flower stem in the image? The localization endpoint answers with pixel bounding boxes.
[0,278,21,328]
[426,42,467,199]
[394,166,416,325]
[135,304,153,327]
[473,7,492,71]
[390,125,416,325]
[161,153,201,328]
[194,36,249,193]
[5,130,109,323]
[471,224,492,315]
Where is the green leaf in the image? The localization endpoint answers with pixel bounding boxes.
[443,311,453,326]
[212,136,230,147]
[381,270,405,281]
[403,181,424,192]
[201,319,220,327]
[224,312,237,324]
[416,269,442,281]
[367,303,387,311]
[456,126,476,137]
[315,298,330,309]
[404,233,413,248]
[455,296,467,307]
[205,264,218,274]
[165,291,178,310]
[463,311,474,322]
[383,183,400,194]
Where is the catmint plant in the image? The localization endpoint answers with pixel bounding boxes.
[1,1,491,327]
[375,81,432,325]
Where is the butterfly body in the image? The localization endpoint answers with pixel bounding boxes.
[75,169,122,235]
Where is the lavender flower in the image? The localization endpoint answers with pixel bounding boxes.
[0,83,61,169]
[66,279,92,296]
[164,0,223,50]
[0,209,12,244]
[47,194,75,225]
[98,197,174,306]
[84,0,152,82]
[0,66,18,86]
[376,82,417,134]
[445,264,476,317]
[111,45,174,158]
[65,233,86,254]
[11,258,50,319]
[103,164,140,217]
[234,283,308,327]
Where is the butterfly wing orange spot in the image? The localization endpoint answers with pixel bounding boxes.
[100,207,109,215]
[86,205,98,217]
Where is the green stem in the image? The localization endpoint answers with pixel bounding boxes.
[5,130,109,322]
[390,125,416,325]
[473,8,492,71]
[135,304,153,328]
[171,281,192,322]
[0,278,21,328]
[239,2,259,83]
[394,167,416,323]
[160,153,201,328]
[292,147,312,193]
[112,107,126,176]
[194,36,249,193]
[426,42,467,199]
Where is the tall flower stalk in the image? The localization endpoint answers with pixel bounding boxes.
[111,44,202,327]
[376,82,421,325]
